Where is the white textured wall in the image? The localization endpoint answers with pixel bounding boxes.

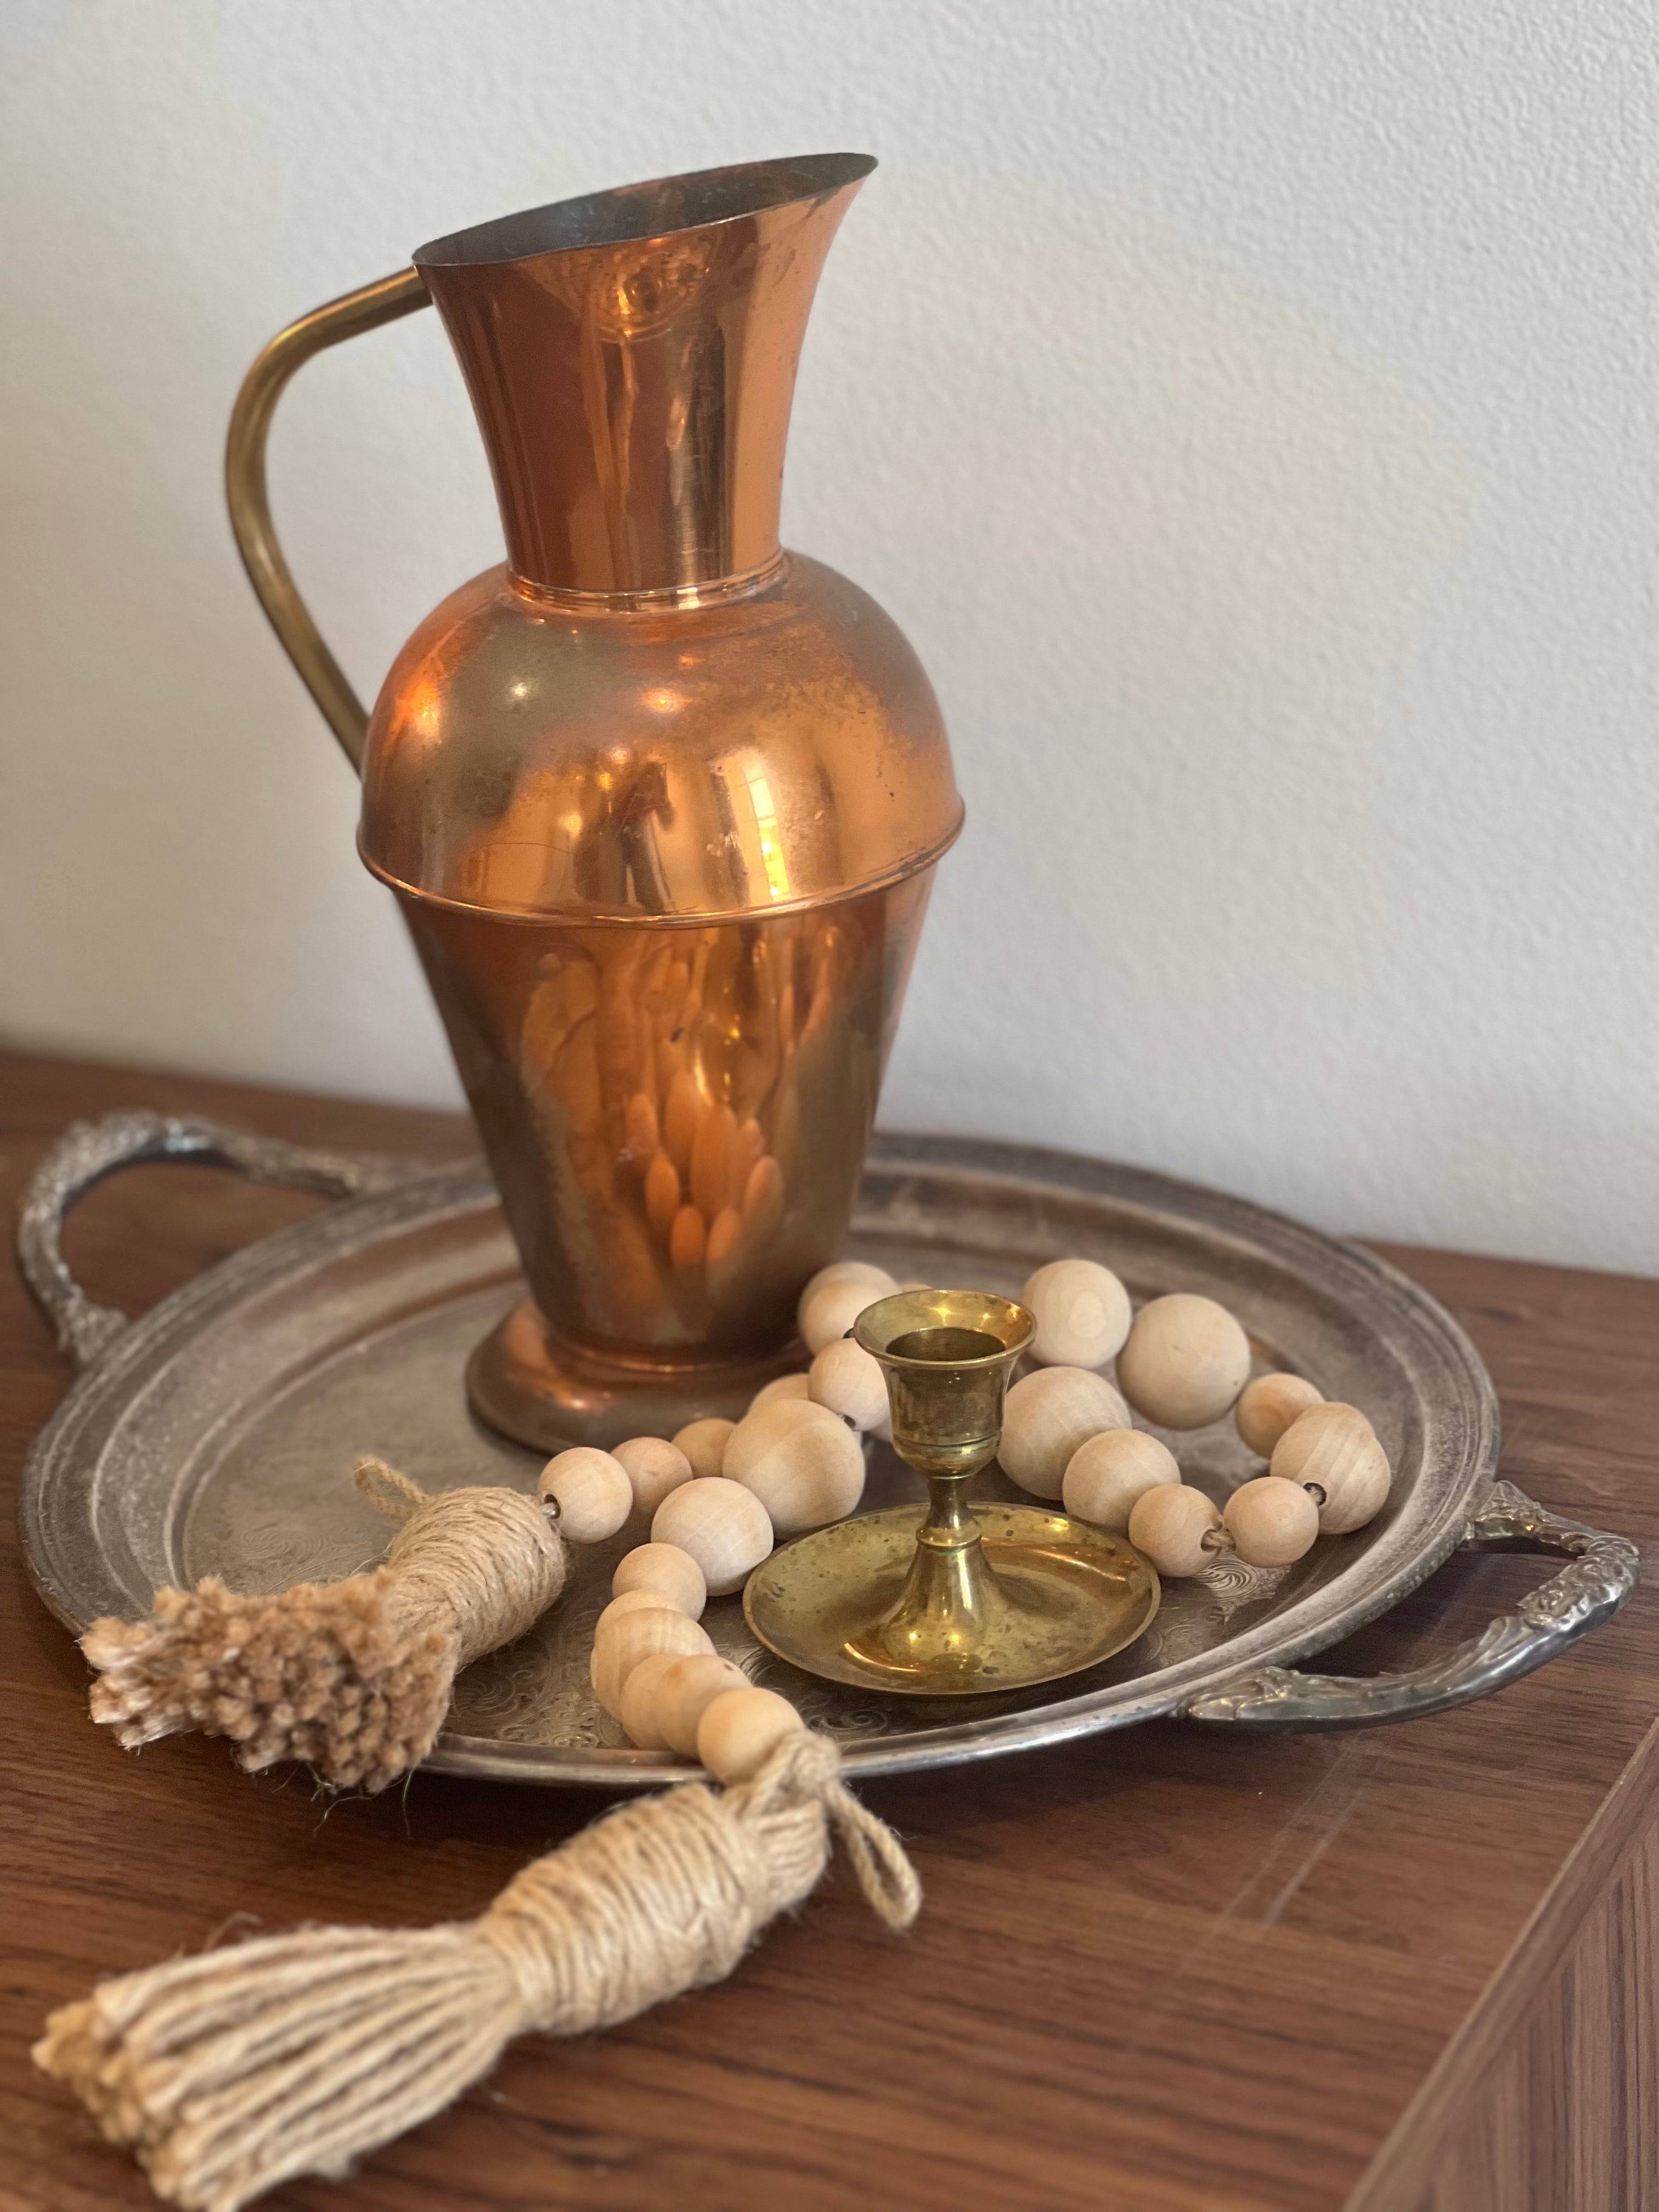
[3,1,1654,1269]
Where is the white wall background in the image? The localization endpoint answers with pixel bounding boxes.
[3,1,1654,1271]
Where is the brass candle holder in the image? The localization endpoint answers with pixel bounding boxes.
[744,1289,1160,1695]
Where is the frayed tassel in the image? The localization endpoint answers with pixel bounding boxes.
[81,1459,566,1791]
[35,1730,919,2212]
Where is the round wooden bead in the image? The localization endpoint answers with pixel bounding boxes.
[611,1436,695,1519]
[1021,1258,1132,1369]
[1127,1483,1224,1577]
[808,1338,889,1431]
[1222,1475,1320,1567]
[591,1605,713,1716]
[748,1372,811,1415]
[794,1260,897,1336]
[695,1686,806,1783]
[651,1476,774,1595]
[1000,1367,1132,1500]
[654,1652,751,1756]
[612,1541,707,1620]
[1235,1372,1324,1458]
[725,1398,866,1536]
[670,1416,736,1480]
[1116,1295,1252,1430]
[799,1269,899,1356]
[593,1589,684,1639]
[1061,1429,1180,1532]
[537,1447,633,1544]
[617,1651,686,1749]
[1271,1403,1390,1534]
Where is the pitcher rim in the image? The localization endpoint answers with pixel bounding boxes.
[414,151,877,270]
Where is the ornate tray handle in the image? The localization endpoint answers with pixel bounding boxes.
[1186,1480,1639,1730]
[17,1111,425,1372]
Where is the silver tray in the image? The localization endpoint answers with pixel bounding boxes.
[18,1112,1638,1790]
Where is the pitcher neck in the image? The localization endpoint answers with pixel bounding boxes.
[414,155,874,599]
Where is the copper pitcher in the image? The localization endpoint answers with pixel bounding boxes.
[226,155,962,1450]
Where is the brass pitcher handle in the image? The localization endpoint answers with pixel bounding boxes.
[225,267,431,771]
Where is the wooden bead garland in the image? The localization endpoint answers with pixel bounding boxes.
[1116,1294,1252,1430]
[1020,1257,1132,1369]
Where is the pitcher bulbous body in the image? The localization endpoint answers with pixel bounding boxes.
[229,155,960,1448]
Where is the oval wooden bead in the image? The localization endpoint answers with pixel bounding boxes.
[617,1651,685,1749]
[748,1372,811,1415]
[1127,1483,1223,1577]
[1116,1295,1252,1430]
[611,1436,695,1519]
[725,1399,866,1535]
[537,1447,633,1544]
[612,1542,707,1620]
[670,1417,736,1480]
[1000,1367,1132,1500]
[654,1653,751,1756]
[1061,1429,1180,1532]
[808,1337,889,1431]
[799,1269,899,1356]
[1235,1372,1324,1459]
[1271,1403,1391,1534]
[794,1260,898,1337]
[591,1605,713,1717]
[651,1476,774,1595]
[1021,1258,1132,1369]
[695,1686,806,1783]
[1222,1475,1321,1567]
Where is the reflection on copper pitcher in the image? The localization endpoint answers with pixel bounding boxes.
[227,155,961,1448]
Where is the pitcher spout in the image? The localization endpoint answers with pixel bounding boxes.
[414,153,877,600]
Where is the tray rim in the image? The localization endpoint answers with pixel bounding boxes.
[19,1130,1503,1787]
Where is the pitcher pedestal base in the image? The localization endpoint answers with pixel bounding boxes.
[468,1297,804,1455]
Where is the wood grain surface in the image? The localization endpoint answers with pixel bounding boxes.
[2,1049,1655,2212]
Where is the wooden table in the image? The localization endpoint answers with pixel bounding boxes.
[3,1051,1655,2212]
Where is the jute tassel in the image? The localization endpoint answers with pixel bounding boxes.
[81,1459,567,1791]
[35,1730,919,2212]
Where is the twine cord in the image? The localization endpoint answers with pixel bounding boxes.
[34,1731,921,2212]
